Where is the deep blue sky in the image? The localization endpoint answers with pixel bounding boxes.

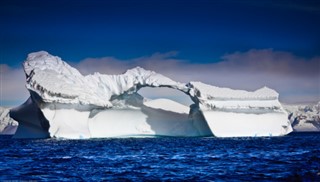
[1,0,320,106]
[1,0,320,67]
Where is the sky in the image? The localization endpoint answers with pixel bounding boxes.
[0,0,319,106]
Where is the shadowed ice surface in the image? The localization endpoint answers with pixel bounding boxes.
[0,133,319,181]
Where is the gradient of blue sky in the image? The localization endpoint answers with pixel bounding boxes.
[0,0,320,106]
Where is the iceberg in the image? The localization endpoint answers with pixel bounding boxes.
[284,102,320,132]
[0,107,18,135]
[10,51,292,138]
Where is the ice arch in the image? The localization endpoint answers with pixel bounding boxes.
[21,51,191,108]
[10,51,292,138]
[138,87,193,106]
[11,51,208,138]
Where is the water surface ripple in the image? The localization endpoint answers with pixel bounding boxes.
[0,133,319,181]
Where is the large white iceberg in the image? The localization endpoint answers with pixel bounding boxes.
[10,51,292,138]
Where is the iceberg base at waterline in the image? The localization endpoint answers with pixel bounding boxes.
[39,95,210,139]
[10,97,50,138]
[10,51,292,139]
[10,97,212,139]
[203,111,290,137]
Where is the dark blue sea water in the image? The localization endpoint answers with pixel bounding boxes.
[0,133,319,181]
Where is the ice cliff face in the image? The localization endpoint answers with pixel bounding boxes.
[10,51,292,138]
[187,82,291,137]
[0,107,18,135]
[284,102,320,132]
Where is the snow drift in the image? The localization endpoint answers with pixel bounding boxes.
[10,51,292,138]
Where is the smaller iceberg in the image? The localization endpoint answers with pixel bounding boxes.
[284,102,320,132]
[0,107,18,135]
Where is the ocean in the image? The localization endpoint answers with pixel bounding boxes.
[0,132,319,181]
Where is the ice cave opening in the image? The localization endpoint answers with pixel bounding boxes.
[138,87,193,107]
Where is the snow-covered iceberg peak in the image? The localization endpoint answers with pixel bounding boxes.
[24,51,82,78]
[24,51,188,108]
